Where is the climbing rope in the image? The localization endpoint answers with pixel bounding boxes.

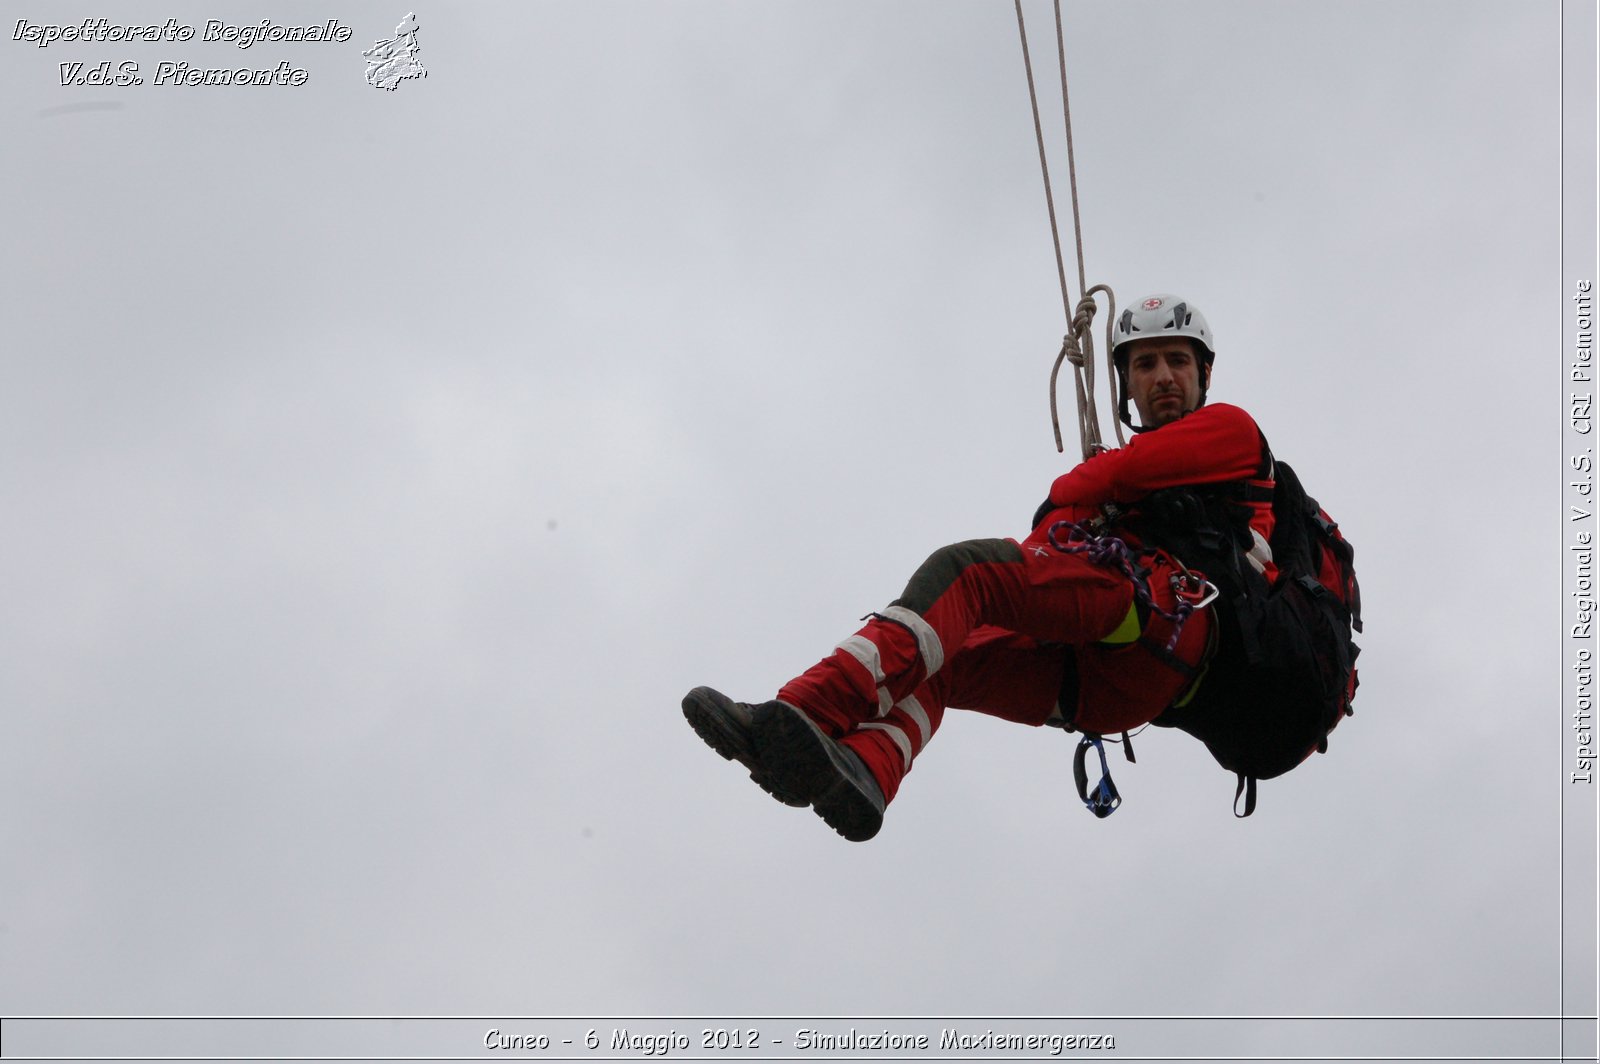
[1048,285,1124,459]
[1013,1,1125,459]
[1045,520,1217,653]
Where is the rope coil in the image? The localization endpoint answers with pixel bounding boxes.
[1047,286,1124,458]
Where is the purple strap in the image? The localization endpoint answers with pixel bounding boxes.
[1046,520,1196,652]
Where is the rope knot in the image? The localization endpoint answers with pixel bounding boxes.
[1069,292,1099,338]
[1059,333,1085,369]
[1059,294,1100,371]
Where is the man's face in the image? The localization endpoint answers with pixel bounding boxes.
[1123,337,1209,428]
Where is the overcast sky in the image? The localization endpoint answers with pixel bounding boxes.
[1,0,1589,1056]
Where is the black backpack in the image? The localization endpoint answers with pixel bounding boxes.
[1127,459,1362,815]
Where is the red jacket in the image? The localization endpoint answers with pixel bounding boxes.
[1044,403,1278,580]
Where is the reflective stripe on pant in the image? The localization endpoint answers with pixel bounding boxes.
[829,628,1067,804]
[778,538,1214,804]
[779,537,1131,735]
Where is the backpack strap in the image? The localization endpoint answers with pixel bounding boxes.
[1312,508,1363,633]
[1238,481,1276,504]
[1233,774,1257,818]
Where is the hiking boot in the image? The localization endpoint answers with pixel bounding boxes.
[682,687,808,807]
[754,700,886,842]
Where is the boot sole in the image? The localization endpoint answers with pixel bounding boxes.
[681,688,807,807]
[755,703,884,842]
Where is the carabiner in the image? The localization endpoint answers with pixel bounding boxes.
[1171,572,1219,611]
[1072,735,1122,819]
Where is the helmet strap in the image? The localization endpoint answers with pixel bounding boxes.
[1116,356,1214,434]
[1116,365,1156,434]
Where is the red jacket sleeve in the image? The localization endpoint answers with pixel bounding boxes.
[1048,403,1267,509]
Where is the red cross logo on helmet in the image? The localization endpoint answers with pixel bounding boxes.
[1142,297,1163,310]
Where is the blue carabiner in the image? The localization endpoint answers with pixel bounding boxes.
[1072,735,1122,818]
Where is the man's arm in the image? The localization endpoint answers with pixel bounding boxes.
[1047,403,1267,510]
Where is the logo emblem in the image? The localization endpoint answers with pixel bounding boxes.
[1142,297,1164,310]
[364,13,426,90]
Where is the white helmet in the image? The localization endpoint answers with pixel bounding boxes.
[1112,294,1214,363]
[1111,294,1215,430]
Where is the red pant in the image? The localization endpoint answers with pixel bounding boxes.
[777,523,1213,802]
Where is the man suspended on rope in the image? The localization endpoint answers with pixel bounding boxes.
[684,294,1329,840]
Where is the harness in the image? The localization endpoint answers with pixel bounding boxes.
[1047,519,1218,654]
[1043,518,1221,818]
